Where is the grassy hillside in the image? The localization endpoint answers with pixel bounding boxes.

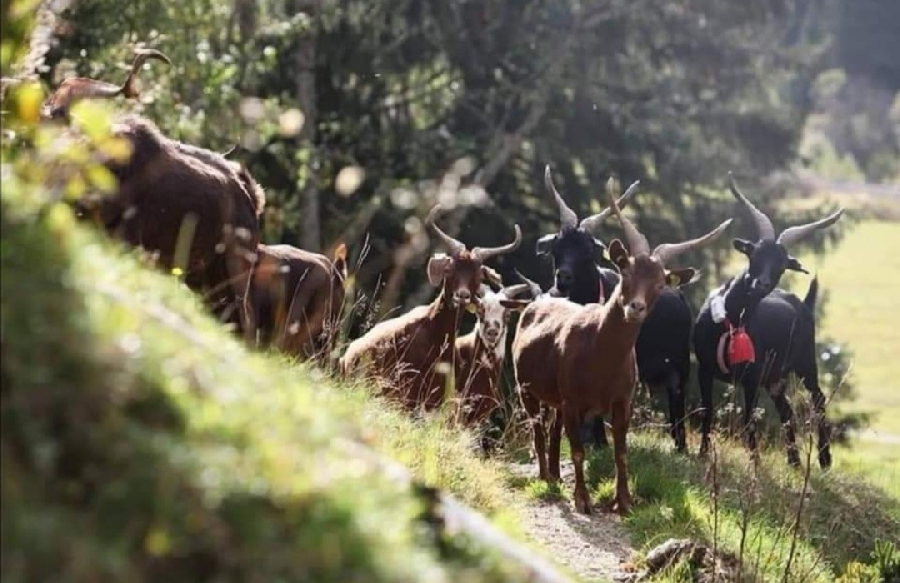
[0,172,554,582]
[513,431,900,583]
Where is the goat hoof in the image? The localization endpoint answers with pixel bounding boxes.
[818,450,832,470]
[613,498,632,516]
[787,451,801,468]
[574,495,593,515]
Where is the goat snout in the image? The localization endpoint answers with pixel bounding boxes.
[624,300,647,321]
[484,327,501,344]
[751,277,771,292]
[453,289,472,306]
[555,269,574,289]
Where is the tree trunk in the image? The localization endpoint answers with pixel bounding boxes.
[290,0,320,251]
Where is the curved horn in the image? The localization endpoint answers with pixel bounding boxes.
[119,48,171,99]
[605,177,650,256]
[472,224,523,262]
[652,219,734,265]
[545,165,578,230]
[513,269,544,298]
[579,179,640,234]
[728,172,775,241]
[42,48,171,119]
[221,143,240,158]
[499,283,535,301]
[776,208,845,247]
[425,204,466,257]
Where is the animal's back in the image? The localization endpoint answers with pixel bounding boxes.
[253,244,345,357]
[513,298,579,407]
[341,304,434,375]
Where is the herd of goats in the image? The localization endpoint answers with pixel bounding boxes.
[21,48,847,515]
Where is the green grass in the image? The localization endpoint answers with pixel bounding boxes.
[531,432,900,582]
[779,219,900,436]
[0,173,548,582]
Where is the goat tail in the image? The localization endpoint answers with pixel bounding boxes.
[803,274,819,315]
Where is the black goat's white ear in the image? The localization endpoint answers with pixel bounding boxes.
[666,268,700,287]
[608,239,630,271]
[786,255,809,274]
[426,254,452,286]
[535,234,555,256]
[733,238,755,257]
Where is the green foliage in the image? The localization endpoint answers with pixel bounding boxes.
[43,0,838,318]
[837,540,900,583]
[0,44,538,582]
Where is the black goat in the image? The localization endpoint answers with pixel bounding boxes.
[692,175,844,468]
[536,166,697,452]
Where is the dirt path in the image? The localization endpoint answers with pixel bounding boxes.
[510,462,636,583]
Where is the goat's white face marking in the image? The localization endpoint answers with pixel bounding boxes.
[475,289,508,361]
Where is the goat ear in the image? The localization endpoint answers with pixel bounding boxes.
[481,265,503,289]
[426,254,452,286]
[499,299,531,312]
[608,239,630,271]
[732,238,755,257]
[535,234,555,256]
[666,268,699,288]
[786,255,809,274]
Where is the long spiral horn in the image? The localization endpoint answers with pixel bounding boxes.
[776,208,845,247]
[728,172,775,241]
[579,180,640,234]
[545,165,578,230]
[425,204,467,257]
[605,177,650,256]
[651,219,734,265]
[472,224,523,262]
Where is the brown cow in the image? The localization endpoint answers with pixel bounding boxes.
[513,181,732,515]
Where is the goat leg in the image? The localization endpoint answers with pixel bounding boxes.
[697,365,715,458]
[665,369,688,454]
[807,380,832,470]
[547,409,562,481]
[561,404,592,514]
[768,382,801,468]
[521,391,550,481]
[742,377,763,462]
[611,399,632,515]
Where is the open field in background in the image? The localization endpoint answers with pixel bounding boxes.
[772,188,900,496]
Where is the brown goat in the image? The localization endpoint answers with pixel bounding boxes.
[340,205,522,411]
[513,181,732,515]
[45,49,265,339]
[250,242,349,364]
[453,283,532,432]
